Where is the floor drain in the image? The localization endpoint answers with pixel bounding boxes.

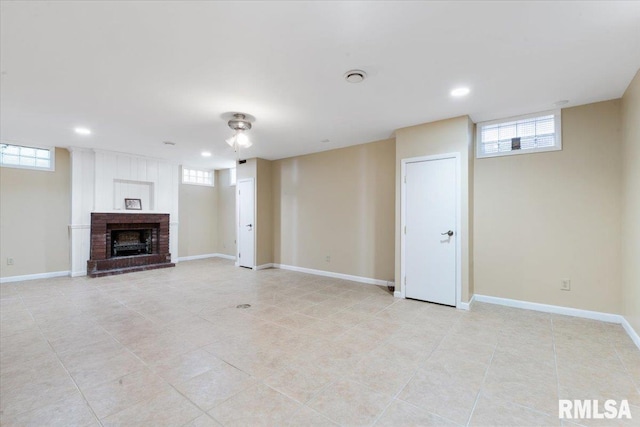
[236,304,251,309]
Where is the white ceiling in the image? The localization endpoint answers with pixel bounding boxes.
[2,1,639,169]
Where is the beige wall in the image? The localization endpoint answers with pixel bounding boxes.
[178,174,218,258]
[621,70,640,332]
[237,158,256,181]
[0,148,71,277]
[474,100,622,313]
[217,168,237,257]
[468,119,476,297]
[256,158,273,267]
[272,139,395,281]
[395,116,474,302]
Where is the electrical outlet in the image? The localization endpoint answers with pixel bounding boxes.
[561,279,571,291]
[6,257,14,265]
[325,255,330,263]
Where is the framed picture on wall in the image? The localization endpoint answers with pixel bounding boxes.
[124,198,142,210]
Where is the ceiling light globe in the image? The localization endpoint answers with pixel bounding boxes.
[74,127,92,135]
[236,132,251,147]
[450,87,470,97]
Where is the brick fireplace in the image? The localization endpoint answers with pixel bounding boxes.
[87,212,175,277]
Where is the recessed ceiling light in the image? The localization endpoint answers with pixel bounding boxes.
[344,69,367,83]
[450,87,470,97]
[74,127,92,135]
[554,100,569,107]
[201,151,212,157]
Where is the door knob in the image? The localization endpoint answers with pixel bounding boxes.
[246,224,253,228]
[441,230,454,237]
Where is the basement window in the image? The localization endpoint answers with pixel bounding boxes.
[0,143,55,171]
[182,167,214,186]
[476,110,562,158]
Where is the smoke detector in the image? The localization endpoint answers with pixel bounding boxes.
[344,69,367,83]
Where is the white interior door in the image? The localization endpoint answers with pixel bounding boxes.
[405,157,457,306]
[237,178,255,268]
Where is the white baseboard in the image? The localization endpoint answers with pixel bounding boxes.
[178,253,216,262]
[0,270,70,284]
[621,317,640,350]
[474,294,640,350]
[71,271,87,277]
[474,294,621,323]
[177,253,236,262]
[392,290,474,311]
[457,294,475,311]
[272,263,390,287]
[215,253,237,261]
[254,263,274,271]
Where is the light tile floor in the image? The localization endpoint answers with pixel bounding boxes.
[1,259,638,426]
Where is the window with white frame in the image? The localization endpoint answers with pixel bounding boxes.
[182,167,214,186]
[476,110,562,158]
[0,143,55,171]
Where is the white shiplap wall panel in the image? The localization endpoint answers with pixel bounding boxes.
[95,151,118,211]
[114,180,153,210]
[116,153,130,180]
[156,162,172,212]
[69,148,95,276]
[148,161,159,209]
[93,151,104,211]
[169,163,180,261]
[69,148,180,274]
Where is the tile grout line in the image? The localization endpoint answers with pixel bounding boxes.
[370,314,461,427]
[61,289,214,424]
[9,263,637,426]
[15,291,105,427]
[610,333,640,393]
[550,316,562,418]
[284,298,416,425]
[463,338,498,427]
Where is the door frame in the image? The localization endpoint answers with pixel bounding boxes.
[400,152,462,308]
[236,177,256,269]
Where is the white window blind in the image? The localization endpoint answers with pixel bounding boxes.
[477,110,561,158]
[0,143,54,171]
[182,167,214,186]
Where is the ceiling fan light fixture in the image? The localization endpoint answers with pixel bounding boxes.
[226,130,252,148]
[225,113,254,150]
[235,131,252,147]
[227,113,252,132]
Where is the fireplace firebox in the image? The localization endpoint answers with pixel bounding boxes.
[87,213,174,277]
[111,229,152,257]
